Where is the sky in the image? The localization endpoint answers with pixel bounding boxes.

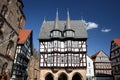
[22,0,120,56]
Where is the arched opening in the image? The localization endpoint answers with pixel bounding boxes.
[58,73,67,80]
[0,59,3,69]
[45,73,53,80]
[1,62,8,74]
[72,73,82,80]
[0,18,4,40]
[6,41,14,57]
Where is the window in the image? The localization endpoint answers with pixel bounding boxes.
[47,54,53,64]
[88,63,90,67]
[6,41,14,56]
[0,18,4,29]
[72,41,78,48]
[1,5,8,16]
[58,54,67,64]
[54,31,58,37]
[9,31,15,39]
[72,54,79,64]
[54,41,57,47]
[68,40,71,47]
[0,18,4,40]
[1,62,8,74]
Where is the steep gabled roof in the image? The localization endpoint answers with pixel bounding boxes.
[91,51,100,61]
[113,38,120,46]
[39,20,88,39]
[18,30,32,44]
[91,50,110,62]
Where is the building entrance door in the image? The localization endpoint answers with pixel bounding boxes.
[58,73,67,80]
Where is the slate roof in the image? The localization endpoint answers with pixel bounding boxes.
[39,20,88,39]
[18,30,32,44]
[113,38,120,46]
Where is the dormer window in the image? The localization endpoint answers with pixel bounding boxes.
[64,30,75,38]
[50,30,61,38]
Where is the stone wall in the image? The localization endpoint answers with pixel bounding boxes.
[40,69,86,80]
[0,0,25,79]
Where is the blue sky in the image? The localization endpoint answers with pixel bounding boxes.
[22,0,120,56]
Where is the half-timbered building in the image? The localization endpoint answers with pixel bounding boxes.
[39,10,88,80]
[91,51,113,80]
[11,30,33,80]
[110,39,120,80]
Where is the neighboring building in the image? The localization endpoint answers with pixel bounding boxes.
[39,10,88,80]
[86,55,94,80]
[110,39,120,80]
[27,49,40,80]
[91,51,113,80]
[0,0,25,79]
[11,30,33,80]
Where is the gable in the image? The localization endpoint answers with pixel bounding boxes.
[95,51,111,62]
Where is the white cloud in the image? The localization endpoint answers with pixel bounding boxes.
[101,28,111,32]
[82,20,98,30]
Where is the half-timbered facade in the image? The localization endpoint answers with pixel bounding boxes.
[11,30,33,80]
[39,10,88,80]
[91,51,113,80]
[110,39,120,80]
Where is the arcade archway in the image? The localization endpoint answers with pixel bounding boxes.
[58,73,67,80]
[1,62,8,74]
[45,73,53,80]
[72,73,82,80]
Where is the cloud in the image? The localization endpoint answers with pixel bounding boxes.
[101,28,111,32]
[82,20,98,30]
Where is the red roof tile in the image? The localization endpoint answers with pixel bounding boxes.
[18,30,32,44]
[91,51,100,61]
[113,38,120,46]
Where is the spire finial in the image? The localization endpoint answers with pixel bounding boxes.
[56,8,58,16]
[43,16,46,23]
[80,12,84,22]
[66,8,71,29]
[81,16,83,21]
[54,8,59,29]
[67,8,69,17]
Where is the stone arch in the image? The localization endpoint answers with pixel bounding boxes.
[45,72,54,80]
[72,72,83,80]
[58,72,68,80]
[1,62,8,74]
[0,59,3,68]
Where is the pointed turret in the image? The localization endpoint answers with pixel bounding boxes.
[64,9,75,38]
[66,9,71,29]
[54,9,59,29]
[50,9,61,38]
